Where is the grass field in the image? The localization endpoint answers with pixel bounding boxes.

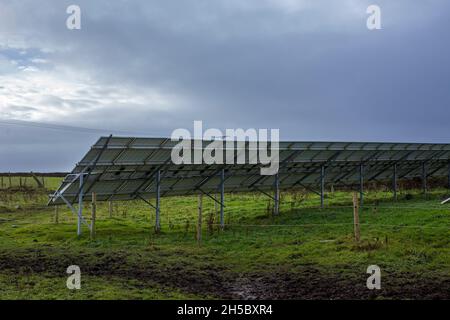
[1,176,450,299]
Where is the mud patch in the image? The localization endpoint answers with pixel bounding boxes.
[0,247,233,298]
[1,248,449,299]
[230,268,450,299]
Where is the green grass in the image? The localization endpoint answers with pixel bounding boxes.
[0,176,62,190]
[1,177,450,299]
[0,273,203,299]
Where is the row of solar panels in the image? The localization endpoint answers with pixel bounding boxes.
[49,137,450,205]
[76,137,450,168]
[89,136,450,151]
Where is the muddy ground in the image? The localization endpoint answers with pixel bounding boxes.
[0,248,449,299]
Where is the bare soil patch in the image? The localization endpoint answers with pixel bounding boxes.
[0,248,448,299]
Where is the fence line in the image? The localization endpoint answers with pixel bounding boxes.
[24,217,449,231]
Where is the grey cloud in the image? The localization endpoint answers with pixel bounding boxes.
[0,0,450,171]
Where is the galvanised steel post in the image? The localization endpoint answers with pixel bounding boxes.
[320,165,325,209]
[359,163,364,207]
[274,172,280,215]
[393,163,398,201]
[155,169,161,232]
[448,161,450,190]
[422,162,427,194]
[77,174,83,236]
[220,168,225,229]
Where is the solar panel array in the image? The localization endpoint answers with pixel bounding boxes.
[49,136,450,205]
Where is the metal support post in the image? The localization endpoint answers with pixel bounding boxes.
[155,170,161,232]
[320,165,325,209]
[77,173,84,236]
[422,162,427,194]
[447,162,450,189]
[393,163,398,201]
[220,169,225,229]
[274,172,280,215]
[359,163,364,207]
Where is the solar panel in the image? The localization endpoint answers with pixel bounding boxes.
[49,136,450,206]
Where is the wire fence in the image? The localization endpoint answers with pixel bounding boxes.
[2,185,450,247]
[29,202,450,248]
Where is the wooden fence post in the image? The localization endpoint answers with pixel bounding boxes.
[31,172,45,188]
[108,201,113,218]
[55,205,59,224]
[8,172,11,188]
[352,192,360,242]
[214,195,218,216]
[197,193,203,245]
[1,176,3,189]
[91,192,97,239]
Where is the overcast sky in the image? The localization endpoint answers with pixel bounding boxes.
[1,0,450,172]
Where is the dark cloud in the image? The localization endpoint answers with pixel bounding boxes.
[0,0,450,171]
